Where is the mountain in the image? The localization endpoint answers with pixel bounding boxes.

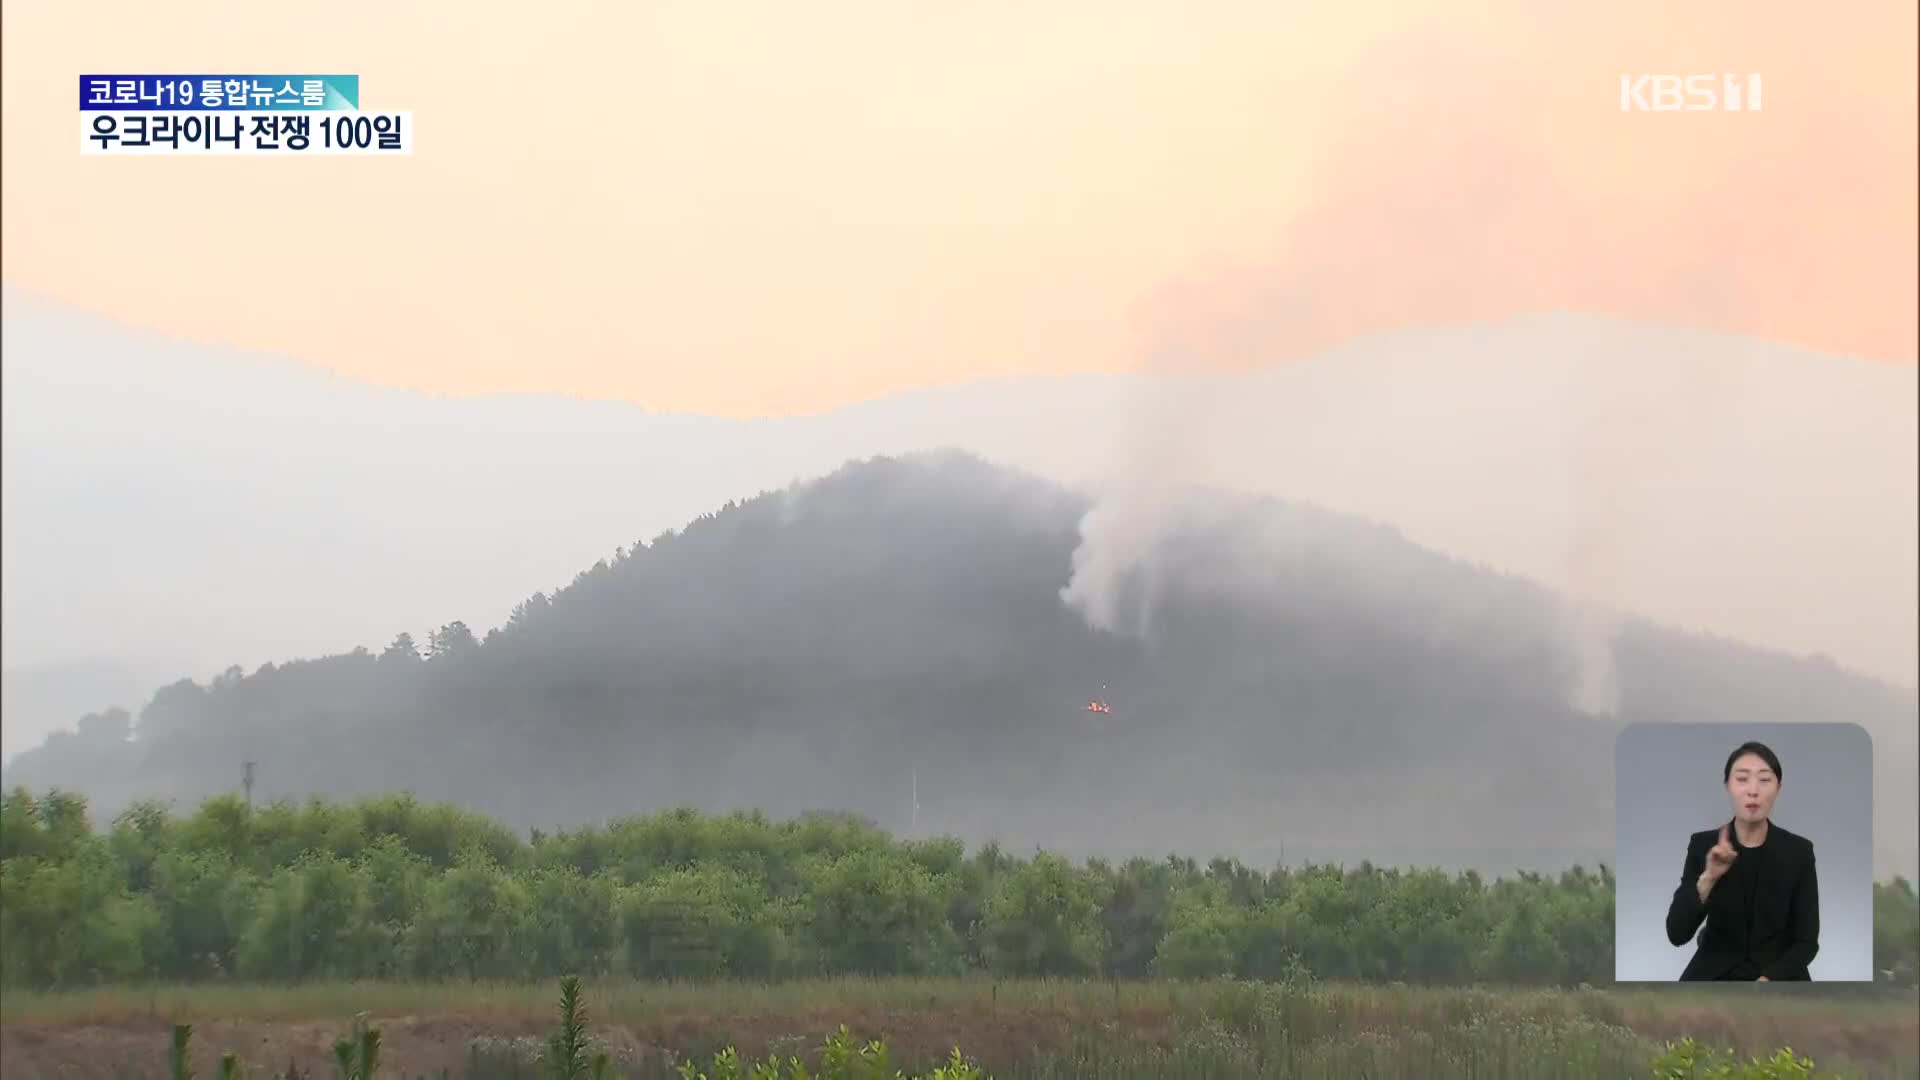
[5,451,1914,878]
[0,657,174,750]
[4,289,1913,770]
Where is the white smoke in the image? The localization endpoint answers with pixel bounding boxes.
[1058,481,1188,638]
[1060,475,1629,718]
[1555,600,1623,717]
[1058,373,1223,639]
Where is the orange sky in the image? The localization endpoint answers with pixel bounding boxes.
[3,0,1914,417]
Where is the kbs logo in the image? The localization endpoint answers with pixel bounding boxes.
[1619,73,1763,112]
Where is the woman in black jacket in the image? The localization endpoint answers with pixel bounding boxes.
[1665,741,1820,980]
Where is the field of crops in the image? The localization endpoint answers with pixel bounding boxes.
[3,977,1917,1078]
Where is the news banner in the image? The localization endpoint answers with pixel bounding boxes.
[80,75,411,155]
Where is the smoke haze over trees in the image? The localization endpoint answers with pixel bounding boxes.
[5,290,1914,766]
[5,451,1914,878]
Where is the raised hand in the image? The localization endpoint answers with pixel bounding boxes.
[1704,824,1739,880]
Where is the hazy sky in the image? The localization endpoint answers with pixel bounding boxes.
[2,1,1914,417]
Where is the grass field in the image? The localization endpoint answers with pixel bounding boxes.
[4,979,1916,1078]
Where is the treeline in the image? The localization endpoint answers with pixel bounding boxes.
[3,789,1915,989]
[15,453,1913,876]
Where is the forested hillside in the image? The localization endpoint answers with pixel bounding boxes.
[5,452,1915,874]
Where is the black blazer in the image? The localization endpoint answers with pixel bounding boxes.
[1665,819,1819,980]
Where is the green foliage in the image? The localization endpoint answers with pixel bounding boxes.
[403,855,532,979]
[1650,1038,1826,1078]
[1872,877,1919,985]
[1153,884,1242,978]
[0,826,158,985]
[148,849,258,977]
[2,786,93,861]
[981,853,1104,976]
[331,1013,381,1079]
[238,854,384,980]
[620,863,781,978]
[170,1024,194,1080]
[525,869,622,978]
[2,790,1915,990]
[546,975,594,1080]
[674,1025,988,1080]
[801,848,961,976]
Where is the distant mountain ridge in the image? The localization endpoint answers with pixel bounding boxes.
[6,289,1912,743]
[5,451,1913,878]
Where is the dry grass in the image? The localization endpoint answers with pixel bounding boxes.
[3,979,1915,1079]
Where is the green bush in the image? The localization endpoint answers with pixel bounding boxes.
[1650,1038,1826,1079]
[673,1026,986,1080]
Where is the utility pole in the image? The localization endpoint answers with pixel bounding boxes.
[242,761,255,811]
[910,769,919,837]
